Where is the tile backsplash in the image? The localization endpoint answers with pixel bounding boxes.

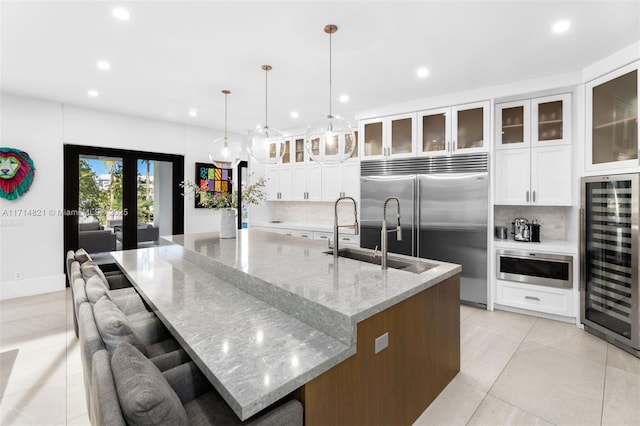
[272,202,356,226]
[494,206,568,241]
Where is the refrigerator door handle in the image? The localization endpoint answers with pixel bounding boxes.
[579,208,585,293]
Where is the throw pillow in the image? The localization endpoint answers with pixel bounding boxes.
[93,296,147,355]
[111,342,187,426]
[75,248,91,263]
[80,261,109,288]
[85,275,111,304]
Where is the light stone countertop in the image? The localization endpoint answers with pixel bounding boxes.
[112,229,461,420]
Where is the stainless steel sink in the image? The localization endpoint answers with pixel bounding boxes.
[324,247,436,274]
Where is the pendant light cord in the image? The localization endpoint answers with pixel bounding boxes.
[224,92,228,141]
[328,30,333,118]
[264,68,269,127]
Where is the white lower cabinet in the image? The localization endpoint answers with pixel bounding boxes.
[496,280,573,317]
[314,231,359,246]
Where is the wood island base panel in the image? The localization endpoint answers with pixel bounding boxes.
[295,274,460,426]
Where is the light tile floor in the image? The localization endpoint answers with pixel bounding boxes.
[1,290,639,425]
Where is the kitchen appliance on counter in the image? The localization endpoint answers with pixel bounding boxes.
[581,173,639,357]
[495,226,508,240]
[360,154,489,307]
[512,218,530,241]
[510,218,541,242]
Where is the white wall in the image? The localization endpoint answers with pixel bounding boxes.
[0,93,239,299]
[0,96,64,298]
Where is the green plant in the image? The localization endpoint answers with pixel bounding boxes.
[181,174,267,209]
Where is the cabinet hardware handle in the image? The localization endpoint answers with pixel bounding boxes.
[320,235,328,239]
[524,296,540,301]
[526,190,530,202]
[533,190,536,203]
[341,237,350,241]
[452,142,456,152]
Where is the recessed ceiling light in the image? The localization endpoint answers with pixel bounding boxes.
[339,94,349,103]
[552,20,570,33]
[112,8,130,21]
[88,90,99,97]
[416,67,429,78]
[97,60,111,70]
[189,109,198,117]
[290,111,299,119]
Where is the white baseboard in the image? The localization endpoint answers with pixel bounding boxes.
[0,274,66,300]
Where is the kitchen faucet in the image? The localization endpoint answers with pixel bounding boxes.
[333,196,359,259]
[381,196,402,269]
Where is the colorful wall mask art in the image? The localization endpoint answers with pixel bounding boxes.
[0,147,36,200]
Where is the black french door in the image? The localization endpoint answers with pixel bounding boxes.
[63,145,184,258]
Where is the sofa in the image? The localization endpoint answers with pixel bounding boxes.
[78,222,116,253]
[113,222,160,244]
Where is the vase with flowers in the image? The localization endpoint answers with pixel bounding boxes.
[181,174,267,238]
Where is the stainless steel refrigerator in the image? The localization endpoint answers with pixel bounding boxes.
[360,154,489,307]
[581,172,639,357]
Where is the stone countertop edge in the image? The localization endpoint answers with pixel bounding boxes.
[110,250,355,420]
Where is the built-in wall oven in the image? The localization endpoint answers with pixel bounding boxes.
[497,249,573,289]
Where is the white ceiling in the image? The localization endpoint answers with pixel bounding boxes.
[2,1,639,135]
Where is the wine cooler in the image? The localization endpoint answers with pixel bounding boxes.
[580,173,639,357]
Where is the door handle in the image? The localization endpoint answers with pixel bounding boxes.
[524,296,540,301]
[526,190,530,202]
[532,190,536,203]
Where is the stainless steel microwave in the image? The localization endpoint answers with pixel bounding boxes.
[497,249,573,289]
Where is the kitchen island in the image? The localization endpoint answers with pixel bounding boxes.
[111,230,461,425]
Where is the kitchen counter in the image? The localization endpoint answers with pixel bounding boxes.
[112,230,461,422]
[493,238,578,254]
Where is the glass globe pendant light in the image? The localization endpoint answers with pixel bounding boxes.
[247,65,286,164]
[209,90,242,169]
[304,24,355,164]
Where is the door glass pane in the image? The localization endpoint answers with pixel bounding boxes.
[584,179,633,338]
[592,70,638,164]
[422,113,446,152]
[137,159,172,248]
[350,130,359,158]
[391,118,412,154]
[364,122,383,156]
[282,140,290,164]
[295,138,305,163]
[78,155,122,253]
[501,106,524,144]
[538,101,563,141]
[457,107,484,149]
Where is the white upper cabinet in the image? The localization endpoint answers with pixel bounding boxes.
[418,101,490,156]
[495,145,572,206]
[265,165,292,201]
[586,61,639,172]
[531,93,571,147]
[360,113,416,160]
[293,164,322,201]
[495,99,531,149]
[322,161,360,201]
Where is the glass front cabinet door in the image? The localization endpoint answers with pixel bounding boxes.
[496,100,531,149]
[586,61,639,171]
[418,101,489,156]
[531,93,571,147]
[359,114,416,160]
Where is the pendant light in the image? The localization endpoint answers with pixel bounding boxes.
[209,90,242,169]
[304,24,355,164]
[247,65,286,164]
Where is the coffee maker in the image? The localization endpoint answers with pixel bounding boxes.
[512,218,530,241]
